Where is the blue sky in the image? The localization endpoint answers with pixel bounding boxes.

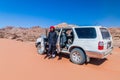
[0,0,120,28]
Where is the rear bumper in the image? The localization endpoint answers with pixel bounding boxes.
[86,47,113,59]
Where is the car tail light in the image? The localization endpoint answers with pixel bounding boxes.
[98,41,104,50]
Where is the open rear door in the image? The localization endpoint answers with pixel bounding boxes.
[56,29,62,53]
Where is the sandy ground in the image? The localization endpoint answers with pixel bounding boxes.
[0,39,120,80]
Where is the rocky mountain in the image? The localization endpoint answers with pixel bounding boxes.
[109,28,120,47]
[0,26,45,42]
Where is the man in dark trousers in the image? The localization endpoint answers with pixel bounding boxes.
[47,26,57,58]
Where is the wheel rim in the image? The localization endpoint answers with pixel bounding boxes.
[72,51,81,63]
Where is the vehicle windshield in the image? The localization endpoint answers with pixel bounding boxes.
[100,28,110,39]
[75,28,97,38]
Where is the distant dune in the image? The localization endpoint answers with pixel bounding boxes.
[0,23,120,47]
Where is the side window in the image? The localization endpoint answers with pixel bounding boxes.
[100,28,110,39]
[75,28,97,38]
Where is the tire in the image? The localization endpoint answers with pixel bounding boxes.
[70,48,86,65]
[37,44,45,55]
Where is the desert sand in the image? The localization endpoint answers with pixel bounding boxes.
[0,39,120,80]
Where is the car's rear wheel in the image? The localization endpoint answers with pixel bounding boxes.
[70,48,86,65]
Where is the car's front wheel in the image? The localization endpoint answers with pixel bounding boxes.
[37,44,45,55]
[70,48,86,65]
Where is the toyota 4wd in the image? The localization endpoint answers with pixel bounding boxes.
[35,26,113,64]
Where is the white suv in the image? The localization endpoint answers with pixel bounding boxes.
[36,26,113,64]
